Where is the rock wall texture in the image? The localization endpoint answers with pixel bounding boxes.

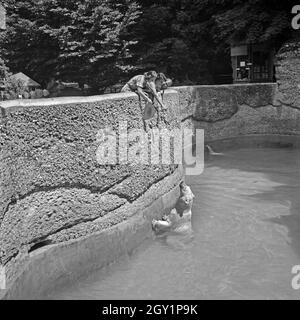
[276,39,300,110]
[0,92,183,290]
[0,44,300,297]
[175,82,299,140]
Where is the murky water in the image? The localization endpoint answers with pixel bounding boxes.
[49,148,300,300]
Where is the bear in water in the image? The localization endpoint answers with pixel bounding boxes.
[152,181,195,237]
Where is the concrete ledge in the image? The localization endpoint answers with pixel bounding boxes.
[0,92,136,108]
[2,83,273,110]
[0,89,179,115]
[172,83,277,90]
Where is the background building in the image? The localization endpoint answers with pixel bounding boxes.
[10,72,41,91]
[231,43,275,83]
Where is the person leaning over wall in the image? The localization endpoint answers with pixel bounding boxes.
[121,70,158,104]
[153,72,172,108]
[121,71,167,121]
[143,72,173,107]
[144,72,173,125]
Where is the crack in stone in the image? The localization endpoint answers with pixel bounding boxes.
[1,199,128,266]
[0,174,131,229]
[108,191,134,203]
[1,168,179,265]
[278,101,300,111]
[181,115,193,123]
[0,167,179,265]
[30,201,126,244]
[108,166,179,203]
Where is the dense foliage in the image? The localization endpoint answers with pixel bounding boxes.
[1,0,141,91]
[0,57,27,99]
[135,0,297,84]
[0,0,298,92]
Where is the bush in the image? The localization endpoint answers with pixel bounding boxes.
[0,58,27,100]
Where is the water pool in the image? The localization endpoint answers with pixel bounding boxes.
[47,148,300,300]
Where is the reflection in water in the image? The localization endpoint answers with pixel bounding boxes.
[48,148,300,300]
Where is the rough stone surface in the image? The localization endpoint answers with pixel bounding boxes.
[173,83,299,141]
[234,83,277,108]
[2,181,181,300]
[275,39,300,109]
[0,117,13,222]
[46,165,183,245]
[0,92,182,276]
[194,104,300,141]
[0,191,126,265]
[191,86,239,122]
[174,84,277,123]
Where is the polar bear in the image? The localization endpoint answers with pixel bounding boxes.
[152,181,195,236]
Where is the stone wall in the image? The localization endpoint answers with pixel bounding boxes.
[175,83,300,141]
[275,39,300,110]
[1,65,300,298]
[0,92,183,296]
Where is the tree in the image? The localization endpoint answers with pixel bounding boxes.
[133,0,215,84]
[0,0,142,91]
[0,0,298,88]
[0,58,27,100]
[133,0,298,84]
[212,0,297,50]
[0,57,9,83]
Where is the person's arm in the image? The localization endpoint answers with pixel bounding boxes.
[135,76,152,103]
[147,81,167,110]
[137,87,152,103]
